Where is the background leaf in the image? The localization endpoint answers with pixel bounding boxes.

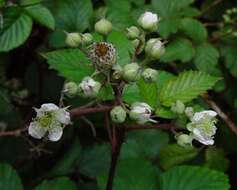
[160,166,230,190]
[159,144,198,170]
[0,7,32,52]
[43,49,94,82]
[0,164,23,190]
[159,71,219,106]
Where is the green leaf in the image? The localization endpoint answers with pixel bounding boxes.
[205,147,229,172]
[156,70,175,94]
[161,37,195,63]
[221,46,237,77]
[98,159,159,190]
[138,79,158,108]
[0,7,32,52]
[179,18,207,43]
[122,83,140,104]
[160,166,230,190]
[194,43,220,73]
[159,71,219,106]
[97,84,114,101]
[49,0,93,32]
[155,107,176,119]
[36,177,77,190]
[159,144,198,170]
[178,7,201,17]
[108,31,135,67]
[43,49,94,82]
[120,130,169,160]
[48,138,81,176]
[158,19,180,38]
[24,5,55,30]
[0,164,23,190]
[152,0,194,18]
[78,144,110,178]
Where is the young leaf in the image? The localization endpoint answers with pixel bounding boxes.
[161,37,195,63]
[155,107,176,119]
[97,159,159,190]
[24,5,55,30]
[36,177,77,190]
[179,18,208,43]
[156,70,175,93]
[160,166,230,190]
[194,43,219,73]
[0,7,32,52]
[0,164,23,190]
[159,71,219,106]
[43,49,94,82]
[159,144,198,170]
[158,19,181,38]
[122,83,140,104]
[138,79,158,108]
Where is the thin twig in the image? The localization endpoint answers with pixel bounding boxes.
[105,112,113,147]
[0,126,28,137]
[81,116,96,137]
[203,94,237,135]
[70,105,113,117]
[199,0,224,17]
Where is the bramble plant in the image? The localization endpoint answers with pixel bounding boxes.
[0,0,236,190]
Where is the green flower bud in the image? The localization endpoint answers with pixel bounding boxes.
[110,106,127,123]
[63,81,78,97]
[126,26,140,40]
[176,133,193,147]
[112,64,123,80]
[171,100,185,114]
[81,33,93,45]
[145,38,165,60]
[123,63,141,82]
[138,11,159,31]
[65,32,81,47]
[78,77,101,98]
[185,107,194,118]
[142,68,158,82]
[95,18,112,36]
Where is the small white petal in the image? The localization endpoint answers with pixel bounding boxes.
[48,125,63,142]
[192,128,214,145]
[28,122,47,139]
[192,110,217,122]
[41,103,59,112]
[55,109,71,125]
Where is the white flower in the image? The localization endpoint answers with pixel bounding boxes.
[138,12,159,31]
[78,77,101,98]
[129,102,154,124]
[187,110,217,145]
[28,103,71,142]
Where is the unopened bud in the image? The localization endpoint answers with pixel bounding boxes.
[145,38,165,59]
[63,82,78,97]
[110,106,127,123]
[171,100,185,114]
[123,63,141,82]
[176,133,193,147]
[126,26,140,40]
[65,32,81,47]
[81,33,93,45]
[185,107,194,118]
[95,18,112,36]
[138,11,159,31]
[142,68,158,82]
[78,77,101,98]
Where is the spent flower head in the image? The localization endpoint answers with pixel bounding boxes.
[89,42,116,70]
[28,103,70,142]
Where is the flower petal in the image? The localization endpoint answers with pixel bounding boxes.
[192,110,217,122]
[41,103,59,112]
[48,125,63,142]
[28,122,47,139]
[192,128,214,145]
[55,109,71,125]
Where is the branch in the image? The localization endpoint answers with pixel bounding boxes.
[199,0,224,17]
[0,126,28,137]
[70,105,113,117]
[203,94,237,135]
[126,123,174,131]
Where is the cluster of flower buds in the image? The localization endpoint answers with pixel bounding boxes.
[28,103,71,142]
[65,32,93,47]
[63,77,101,98]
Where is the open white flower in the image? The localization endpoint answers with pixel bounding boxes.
[187,110,217,145]
[28,103,71,142]
[129,102,155,124]
[138,12,159,31]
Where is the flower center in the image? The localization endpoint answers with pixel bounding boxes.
[39,113,53,128]
[95,43,109,56]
